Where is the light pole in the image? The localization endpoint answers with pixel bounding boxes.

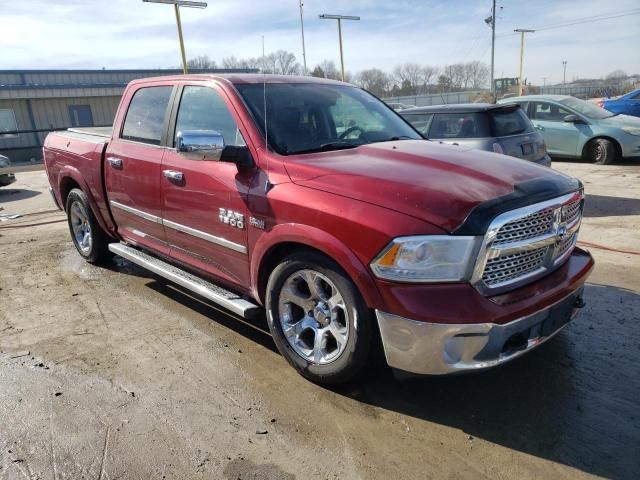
[514,29,534,96]
[562,60,568,84]
[142,0,208,74]
[319,14,360,81]
[299,1,307,74]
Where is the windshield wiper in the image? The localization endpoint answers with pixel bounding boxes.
[292,142,359,155]
[372,135,414,143]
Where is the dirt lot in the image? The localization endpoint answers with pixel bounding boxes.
[1,162,639,480]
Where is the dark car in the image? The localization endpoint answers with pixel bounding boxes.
[401,103,552,167]
[0,154,17,187]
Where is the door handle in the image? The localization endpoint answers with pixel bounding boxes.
[107,157,123,169]
[163,170,184,183]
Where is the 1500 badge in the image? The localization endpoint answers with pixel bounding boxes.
[219,208,244,229]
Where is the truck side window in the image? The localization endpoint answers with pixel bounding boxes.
[175,86,246,147]
[121,86,173,145]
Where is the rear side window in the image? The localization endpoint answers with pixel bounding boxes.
[429,113,489,139]
[174,86,245,146]
[121,86,173,145]
[402,113,433,136]
[489,108,534,136]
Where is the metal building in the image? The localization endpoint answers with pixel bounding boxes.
[0,68,253,163]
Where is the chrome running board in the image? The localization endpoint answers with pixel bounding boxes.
[108,243,260,318]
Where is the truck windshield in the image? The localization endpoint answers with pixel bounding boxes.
[234,83,421,155]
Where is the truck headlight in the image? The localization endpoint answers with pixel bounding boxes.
[370,236,479,283]
[622,127,640,136]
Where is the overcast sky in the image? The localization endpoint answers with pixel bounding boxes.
[2,0,639,85]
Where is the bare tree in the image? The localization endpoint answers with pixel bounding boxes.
[355,68,391,97]
[606,69,627,80]
[186,55,217,69]
[316,60,340,80]
[272,50,301,75]
[221,56,242,69]
[420,66,439,92]
[465,61,489,89]
[393,63,422,94]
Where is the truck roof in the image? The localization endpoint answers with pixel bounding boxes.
[128,73,349,87]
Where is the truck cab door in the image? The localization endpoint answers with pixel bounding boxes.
[105,85,174,254]
[160,84,254,287]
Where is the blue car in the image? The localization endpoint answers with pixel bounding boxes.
[601,89,640,117]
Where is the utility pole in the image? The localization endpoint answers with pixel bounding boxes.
[562,60,568,84]
[319,14,360,82]
[542,77,547,87]
[142,0,208,74]
[484,1,497,99]
[514,29,534,96]
[299,0,307,74]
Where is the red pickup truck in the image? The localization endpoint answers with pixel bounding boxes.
[44,74,593,384]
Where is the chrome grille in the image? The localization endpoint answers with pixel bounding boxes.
[482,247,547,286]
[473,193,583,294]
[493,209,554,245]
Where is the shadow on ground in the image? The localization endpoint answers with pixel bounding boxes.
[146,275,639,480]
[584,194,640,217]
[0,188,41,203]
[335,283,640,480]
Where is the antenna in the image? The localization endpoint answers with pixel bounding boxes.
[262,35,272,193]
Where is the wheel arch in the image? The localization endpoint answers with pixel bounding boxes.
[581,135,622,160]
[251,225,383,310]
[57,167,114,236]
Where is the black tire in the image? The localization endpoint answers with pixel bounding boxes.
[586,138,616,165]
[65,188,111,264]
[265,251,372,385]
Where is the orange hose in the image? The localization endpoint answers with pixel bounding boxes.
[578,240,640,256]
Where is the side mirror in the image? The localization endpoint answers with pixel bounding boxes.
[219,145,254,167]
[563,114,583,124]
[176,130,224,159]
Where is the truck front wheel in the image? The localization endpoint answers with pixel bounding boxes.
[266,251,372,385]
[65,188,111,264]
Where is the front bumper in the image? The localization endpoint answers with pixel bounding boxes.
[376,285,585,375]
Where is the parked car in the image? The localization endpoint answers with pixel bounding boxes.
[0,154,16,187]
[44,75,593,384]
[386,102,412,111]
[498,95,640,164]
[599,89,640,118]
[400,103,551,167]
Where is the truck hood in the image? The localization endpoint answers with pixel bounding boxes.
[284,140,578,233]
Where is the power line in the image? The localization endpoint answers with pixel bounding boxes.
[496,8,640,37]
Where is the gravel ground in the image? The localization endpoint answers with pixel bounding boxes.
[0,161,639,480]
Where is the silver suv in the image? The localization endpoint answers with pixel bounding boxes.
[401,103,552,167]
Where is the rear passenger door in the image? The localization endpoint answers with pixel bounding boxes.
[105,85,174,254]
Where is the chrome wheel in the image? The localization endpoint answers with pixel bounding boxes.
[278,269,349,365]
[69,200,92,254]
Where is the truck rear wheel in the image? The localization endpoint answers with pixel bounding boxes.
[265,251,372,385]
[65,188,111,264]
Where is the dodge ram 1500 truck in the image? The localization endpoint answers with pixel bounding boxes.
[44,74,594,384]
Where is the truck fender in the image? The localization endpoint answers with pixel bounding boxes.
[56,165,114,236]
[250,223,383,309]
